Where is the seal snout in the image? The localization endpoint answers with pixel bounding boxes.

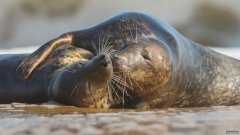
[99,54,111,67]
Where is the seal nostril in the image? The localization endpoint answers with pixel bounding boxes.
[99,54,106,60]
[99,54,111,67]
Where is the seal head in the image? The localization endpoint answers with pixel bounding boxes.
[49,53,114,108]
[111,38,173,108]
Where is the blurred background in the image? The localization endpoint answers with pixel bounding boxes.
[0,0,240,49]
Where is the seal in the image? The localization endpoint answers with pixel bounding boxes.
[15,12,240,108]
[111,39,240,108]
[0,46,114,108]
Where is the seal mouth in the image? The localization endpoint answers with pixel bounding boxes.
[102,62,109,67]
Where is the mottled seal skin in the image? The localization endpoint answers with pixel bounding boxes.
[0,46,113,108]
[112,39,240,108]
[16,12,240,108]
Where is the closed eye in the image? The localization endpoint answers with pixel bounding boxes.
[142,54,151,60]
[141,48,151,61]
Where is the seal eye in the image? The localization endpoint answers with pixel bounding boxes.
[141,51,151,61]
[142,54,151,60]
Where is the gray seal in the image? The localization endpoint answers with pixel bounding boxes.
[15,12,240,108]
[0,46,114,108]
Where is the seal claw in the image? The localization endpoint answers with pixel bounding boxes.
[15,56,32,80]
[16,62,24,80]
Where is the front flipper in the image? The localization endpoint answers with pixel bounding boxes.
[16,34,72,81]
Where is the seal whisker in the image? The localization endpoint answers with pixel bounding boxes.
[128,75,143,91]
[104,41,113,55]
[102,36,110,54]
[102,39,108,55]
[91,41,99,54]
[98,35,102,54]
[108,49,117,55]
[104,39,112,50]
[112,74,126,83]
[120,74,127,103]
[101,35,105,54]
[113,70,136,92]
[106,79,113,102]
[127,75,133,89]
[101,35,113,56]
[124,74,134,91]
[111,80,131,97]
[108,79,122,103]
[112,74,133,90]
[112,79,133,98]
[109,80,125,103]
[112,76,126,89]
[105,44,115,55]
[110,79,132,102]
[100,35,108,55]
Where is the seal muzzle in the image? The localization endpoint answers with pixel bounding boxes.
[99,54,111,67]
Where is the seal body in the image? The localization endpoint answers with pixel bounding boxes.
[15,12,240,108]
[0,46,114,108]
[0,54,48,103]
[111,39,240,108]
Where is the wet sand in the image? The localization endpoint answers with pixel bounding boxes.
[0,103,239,135]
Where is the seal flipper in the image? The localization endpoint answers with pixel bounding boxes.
[16,33,73,81]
